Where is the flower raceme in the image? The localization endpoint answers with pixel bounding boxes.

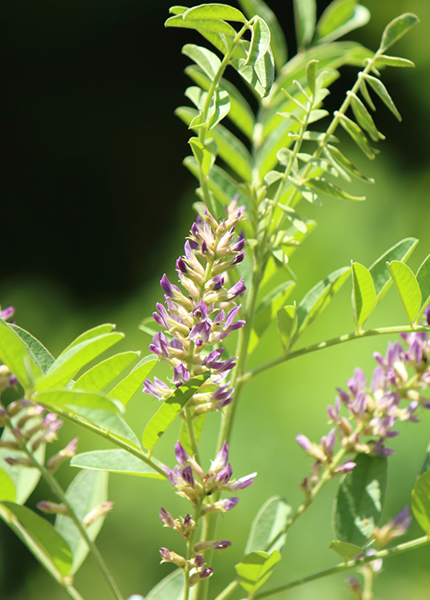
[143,201,246,415]
[296,329,430,491]
[158,441,256,584]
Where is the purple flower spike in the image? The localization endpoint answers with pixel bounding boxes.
[175,441,190,466]
[229,472,256,490]
[160,274,174,297]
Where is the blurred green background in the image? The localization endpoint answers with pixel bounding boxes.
[1,0,430,598]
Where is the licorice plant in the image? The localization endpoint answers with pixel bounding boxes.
[1,2,430,600]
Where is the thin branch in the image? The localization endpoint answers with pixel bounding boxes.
[241,325,430,383]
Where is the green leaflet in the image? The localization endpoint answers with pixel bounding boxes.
[142,374,210,452]
[349,91,385,142]
[0,468,16,502]
[277,305,297,353]
[245,496,291,554]
[108,355,158,406]
[351,262,376,331]
[293,0,316,50]
[179,414,207,455]
[235,550,281,595]
[165,14,237,35]
[10,325,55,374]
[334,454,387,547]
[208,90,230,129]
[185,65,255,139]
[412,470,430,535]
[369,237,418,303]
[295,266,351,341]
[378,13,420,54]
[315,0,370,44]
[256,119,300,179]
[278,204,308,233]
[248,281,296,354]
[58,324,115,358]
[35,332,124,393]
[363,74,402,121]
[71,450,164,479]
[304,177,365,201]
[73,351,139,392]
[416,254,430,321]
[288,175,321,206]
[359,77,376,111]
[36,389,122,414]
[336,112,375,160]
[237,45,275,98]
[305,59,318,96]
[0,319,41,391]
[55,470,108,575]
[374,55,415,69]
[324,144,375,183]
[329,540,363,562]
[182,44,221,80]
[0,502,73,576]
[189,137,217,175]
[246,16,271,65]
[169,6,188,16]
[183,4,246,22]
[176,106,253,181]
[386,260,421,327]
[145,569,184,600]
[237,0,287,70]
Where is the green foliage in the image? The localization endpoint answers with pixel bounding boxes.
[71,450,165,479]
[387,261,422,326]
[55,470,109,575]
[334,454,387,547]
[412,470,430,534]
[245,496,291,553]
[0,502,73,576]
[329,540,363,561]
[145,569,184,600]
[142,374,209,452]
[235,550,281,594]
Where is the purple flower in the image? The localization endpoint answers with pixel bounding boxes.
[175,441,191,466]
[229,472,256,490]
[0,306,14,320]
[296,434,312,452]
[227,278,246,299]
[159,507,175,528]
[335,461,356,474]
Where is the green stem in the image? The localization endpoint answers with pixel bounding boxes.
[241,325,430,384]
[185,404,200,463]
[197,18,255,212]
[253,534,430,599]
[36,404,168,479]
[363,567,374,600]
[184,500,204,600]
[21,442,123,600]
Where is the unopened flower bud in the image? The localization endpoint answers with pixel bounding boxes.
[159,547,186,567]
[46,437,78,473]
[346,577,362,600]
[194,540,231,552]
[37,501,68,515]
[372,506,411,548]
[7,399,28,417]
[201,497,239,515]
[159,507,175,528]
[83,501,114,527]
